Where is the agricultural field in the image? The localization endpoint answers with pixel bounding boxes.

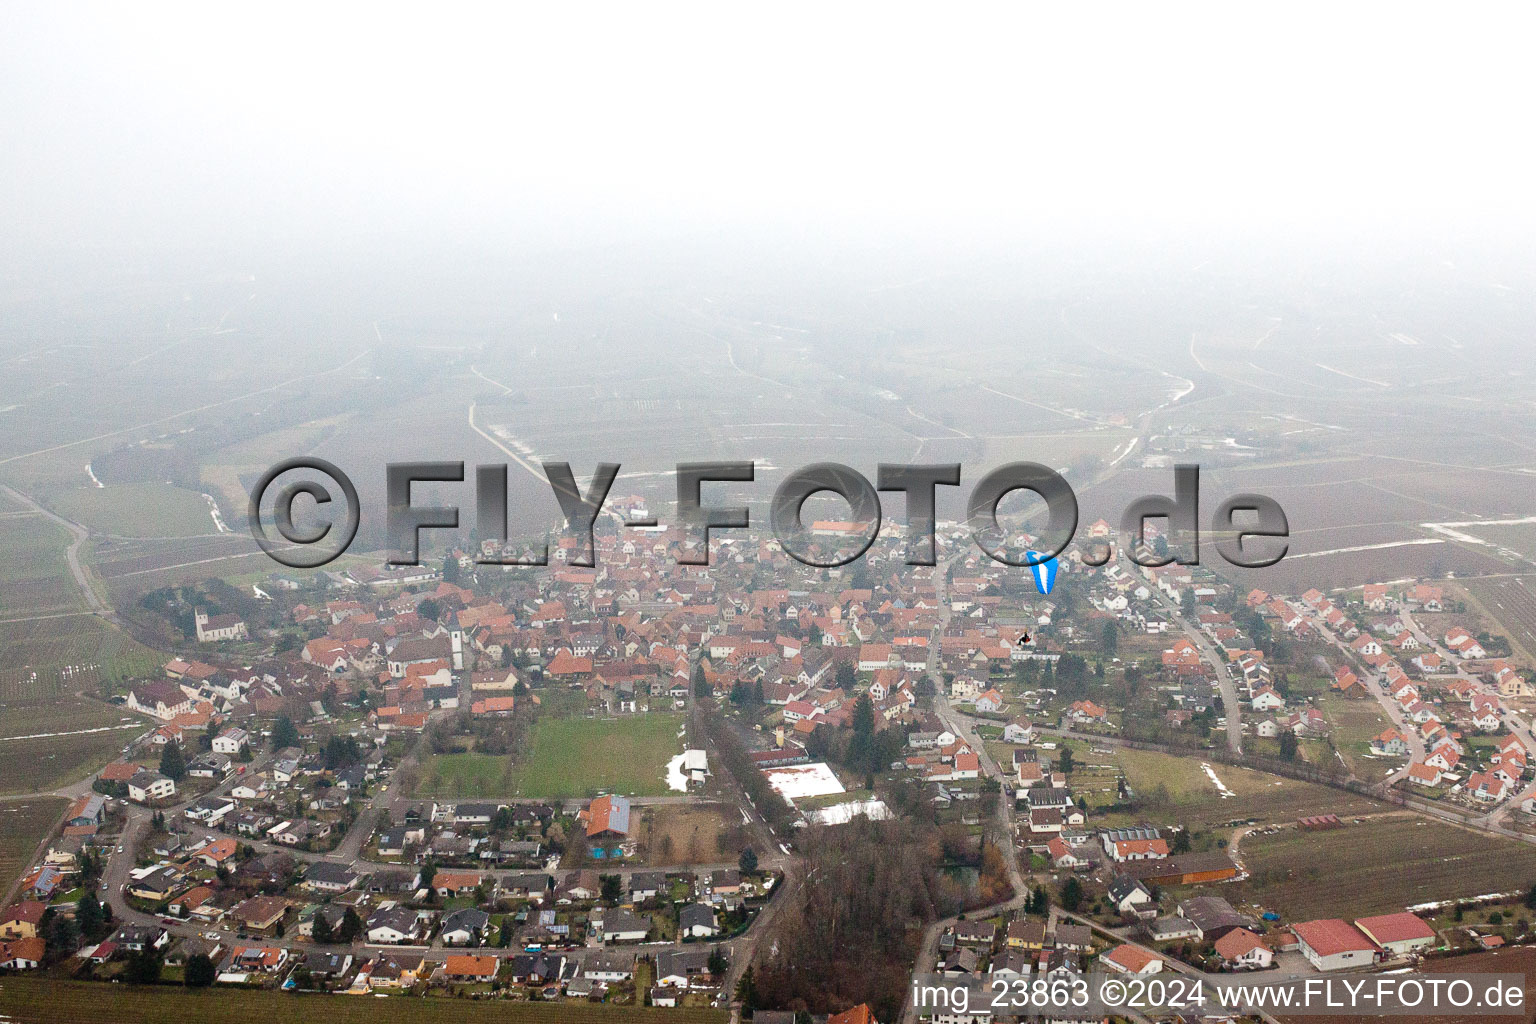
[1230,815,1536,920]
[0,980,726,1024]
[1275,948,1536,1024]
[0,694,145,796]
[0,797,67,895]
[1462,575,1536,669]
[0,513,83,618]
[46,482,219,539]
[93,533,277,598]
[1455,520,1536,562]
[1100,747,1382,830]
[0,503,166,696]
[503,713,684,799]
[0,614,166,699]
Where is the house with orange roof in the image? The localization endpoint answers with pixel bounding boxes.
[827,1005,878,1024]
[1424,743,1460,772]
[0,901,46,940]
[196,837,239,867]
[442,954,499,982]
[1101,943,1164,975]
[974,689,1007,714]
[1215,928,1272,968]
[470,696,516,716]
[1331,666,1361,694]
[1064,700,1108,725]
[1465,770,1508,804]
[1405,761,1442,787]
[0,937,45,970]
[544,650,593,677]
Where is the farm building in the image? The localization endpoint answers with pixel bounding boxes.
[1297,814,1343,831]
[1292,919,1378,971]
[1353,912,1436,955]
[1125,851,1238,886]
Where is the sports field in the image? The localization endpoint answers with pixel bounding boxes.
[1230,815,1535,919]
[506,713,684,798]
[0,980,726,1024]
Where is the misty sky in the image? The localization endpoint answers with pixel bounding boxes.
[4,3,1535,262]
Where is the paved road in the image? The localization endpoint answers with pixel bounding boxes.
[1307,616,1423,786]
[1137,557,1243,755]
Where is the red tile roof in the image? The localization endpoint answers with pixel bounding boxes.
[1292,918,1376,957]
[1354,913,1435,946]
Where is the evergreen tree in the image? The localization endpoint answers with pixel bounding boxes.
[77,892,105,939]
[45,911,79,954]
[272,715,300,750]
[1100,619,1119,655]
[312,910,334,944]
[126,948,163,985]
[159,741,186,782]
[1278,731,1299,760]
[847,694,878,773]
[1059,876,1085,912]
[339,907,364,942]
[835,662,857,691]
[738,846,758,875]
[735,965,758,1008]
[185,953,217,988]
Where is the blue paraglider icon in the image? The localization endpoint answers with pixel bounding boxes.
[1026,550,1058,596]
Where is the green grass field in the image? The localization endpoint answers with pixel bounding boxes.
[499,713,684,799]
[0,980,726,1024]
[419,751,514,799]
[1317,693,1395,778]
[0,797,66,895]
[47,482,218,539]
[1230,815,1535,919]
